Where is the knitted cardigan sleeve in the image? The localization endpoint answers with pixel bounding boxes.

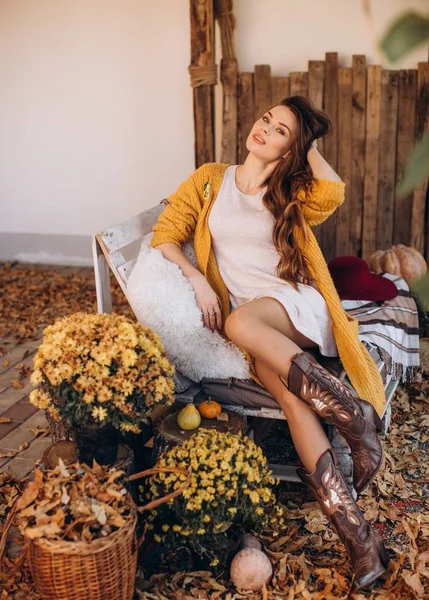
[150,164,207,248]
[298,179,345,226]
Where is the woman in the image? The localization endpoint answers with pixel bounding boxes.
[150,96,389,591]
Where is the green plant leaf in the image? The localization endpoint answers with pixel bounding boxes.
[397,132,429,197]
[410,274,429,309]
[380,12,429,62]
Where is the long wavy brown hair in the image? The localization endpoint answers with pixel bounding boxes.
[262,96,331,288]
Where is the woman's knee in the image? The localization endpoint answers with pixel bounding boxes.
[224,308,254,343]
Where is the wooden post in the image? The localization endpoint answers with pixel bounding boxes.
[394,69,418,246]
[320,52,339,261]
[350,55,366,257]
[220,59,238,163]
[271,76,290,105]
[290,72,309,97]
[308,60,325,155]
[377,70,399,251]
[237,72,254,164]
[254,65,272,119]
[362,65,382,259]
[215,0,238,164]
[336,68,353,257]
[189,0,216,167]
[411,63,429,255]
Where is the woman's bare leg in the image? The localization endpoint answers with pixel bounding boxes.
[224,299,390,590]
[254,359,330,472]
[224,297,330,472]
[225,297,317,377]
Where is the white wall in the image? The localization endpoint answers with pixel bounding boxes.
[0,0,195,263]
[0,0,427,264]
[234,0,428,73]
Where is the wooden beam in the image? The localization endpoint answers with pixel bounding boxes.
[350,55,366,257]
[320,52,339,261]
[220,58,238,164]
[394,69,417,246]
[254,65,271,119]
[411,63,429,255]
[237,72,254,164]
[308,60,325,155]
[362,65,382,259]
[271,76,289,105]
[336,67,353,257]
[377,70,398,251]
[190,0,216,167]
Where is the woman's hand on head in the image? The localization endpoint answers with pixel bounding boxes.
[188,273,222,331]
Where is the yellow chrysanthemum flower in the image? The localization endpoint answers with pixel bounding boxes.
[30,312,175,433]
[91,405,108,421]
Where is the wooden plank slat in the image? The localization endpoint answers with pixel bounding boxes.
[308,60,325,156]
[290,72,309,97]
[336,67,353,257]
[100,204,164,254]
[237,72,254,164]
[220,58,238,164]
[271,76,289,105]
[362,65,382,259]
[320,53,339,261]
[254,65,271,119]
[117,259,138,285]
[0,351,36,396]
[0,340,40,378]
[377,70,399,251]
[412,62,429,255]
[350,55,366,257]
[394,69,418,246]
[92,236,113,314]
[190,0,216,167]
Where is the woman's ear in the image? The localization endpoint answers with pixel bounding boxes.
[283,150,291,159]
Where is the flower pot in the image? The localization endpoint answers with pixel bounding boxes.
[73,424,119,465]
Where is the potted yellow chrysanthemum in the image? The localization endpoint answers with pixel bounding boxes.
[139,429,281,574]
[30,312,176,464]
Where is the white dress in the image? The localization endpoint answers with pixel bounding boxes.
[208,165,337,357]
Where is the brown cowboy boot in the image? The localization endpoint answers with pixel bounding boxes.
[298,448,390,592]
[285,351,384,494]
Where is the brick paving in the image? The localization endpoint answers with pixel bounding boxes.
[0,264,94,479]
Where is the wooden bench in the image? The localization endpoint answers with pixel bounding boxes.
[92,204,399,486]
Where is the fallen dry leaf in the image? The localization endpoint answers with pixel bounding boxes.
[27,427,49,438]
[0,451,15,458]
[0,417,11,423]
[11,379,24,389]
[1,264,429,600]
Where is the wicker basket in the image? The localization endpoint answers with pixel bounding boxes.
[0,467,190,600]
[29,510,138,600]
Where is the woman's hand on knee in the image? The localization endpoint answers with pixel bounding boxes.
[189,273,222,331]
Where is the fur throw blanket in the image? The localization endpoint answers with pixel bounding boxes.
[126,234,250,382]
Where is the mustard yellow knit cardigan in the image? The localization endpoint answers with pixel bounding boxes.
[151,163,385,415]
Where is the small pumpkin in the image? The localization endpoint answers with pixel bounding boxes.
[240,533,262,551]
[368,245,427,283]
[230,547,273,591]
[177,404,201,431]
[198,399,222,419]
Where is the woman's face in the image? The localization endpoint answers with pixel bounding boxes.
[246,105,298,162]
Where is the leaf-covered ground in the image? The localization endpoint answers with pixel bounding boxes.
[0,263,428,599]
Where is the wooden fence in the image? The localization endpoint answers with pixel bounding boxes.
[218,53,429,262]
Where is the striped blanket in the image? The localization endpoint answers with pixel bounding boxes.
[342,274,420,383]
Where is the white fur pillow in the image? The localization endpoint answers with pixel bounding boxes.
[126,233,251,382]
